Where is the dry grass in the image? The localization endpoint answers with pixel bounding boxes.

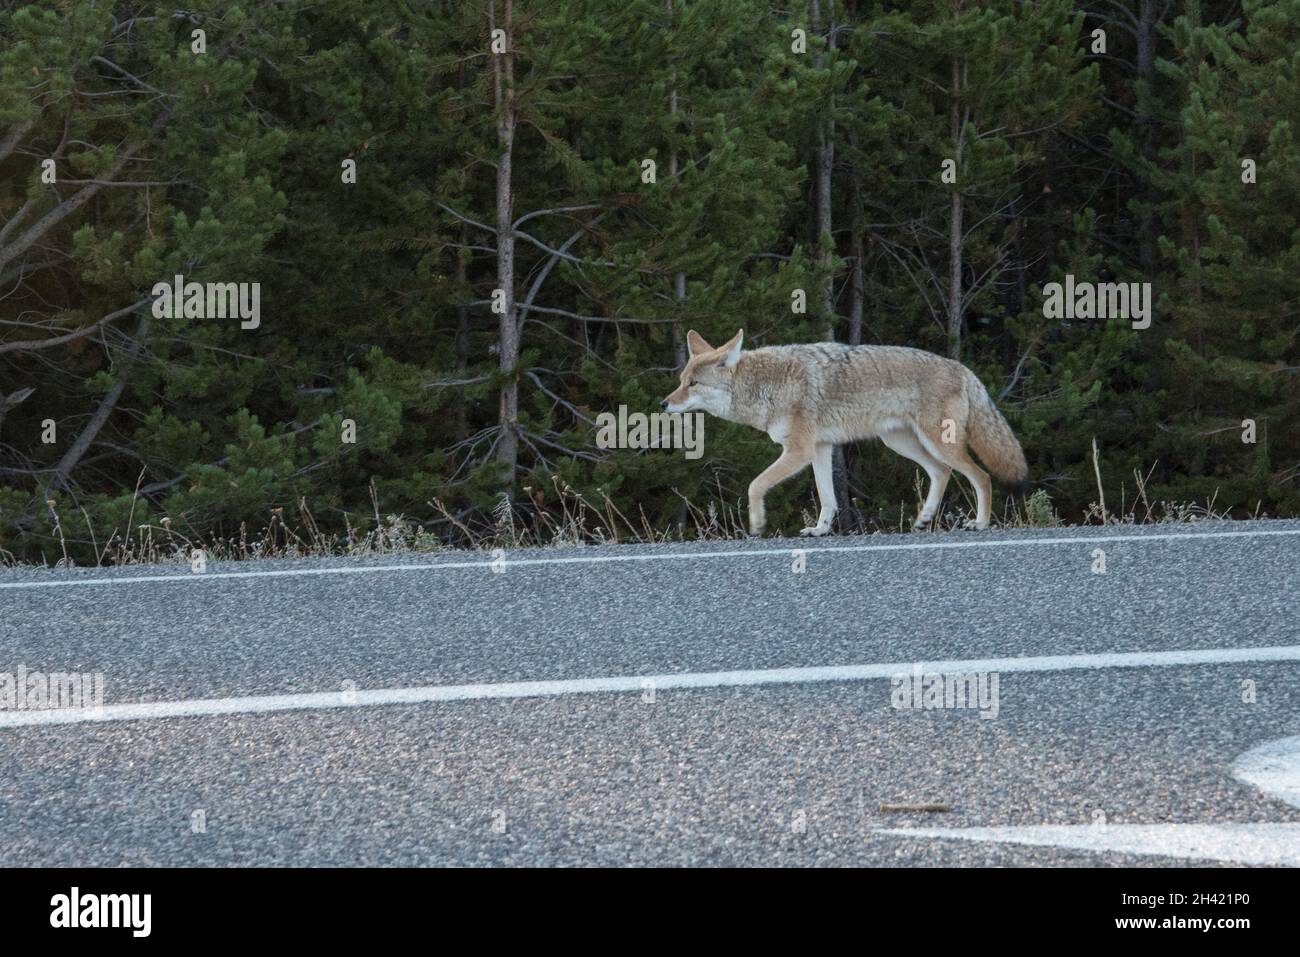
[3,459,1248,570]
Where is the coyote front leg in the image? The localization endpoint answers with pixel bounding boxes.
[748,440,814,536]
[800,442,838,536]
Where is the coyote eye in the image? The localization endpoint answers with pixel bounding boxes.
[688,379,698,387]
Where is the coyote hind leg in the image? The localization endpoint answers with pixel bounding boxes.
[914,425,992,529]
[880,428,951,530]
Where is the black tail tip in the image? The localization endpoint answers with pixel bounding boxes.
[1005,479,1031,497]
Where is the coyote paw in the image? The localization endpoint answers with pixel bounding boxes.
[961,518,988,530]
[799,525,830,537]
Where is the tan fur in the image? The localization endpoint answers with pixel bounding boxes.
[662,330,1028,535]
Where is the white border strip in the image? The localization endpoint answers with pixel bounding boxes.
[3,527,1300,591]
[3,644,1296,729]
[874,823,1300,866]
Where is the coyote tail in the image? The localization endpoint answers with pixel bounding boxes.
[964,372,1028,484]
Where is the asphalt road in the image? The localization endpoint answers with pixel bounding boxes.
[2,520,1299,866]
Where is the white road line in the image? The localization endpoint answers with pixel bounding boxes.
[2,644,1296,730]
[875,823,1300,866]
[1233,735,1300,811]
[877,734,1300,864]
[2,526,1299,591]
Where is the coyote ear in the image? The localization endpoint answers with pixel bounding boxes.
[719,329,743,368]
[686,329,713,356]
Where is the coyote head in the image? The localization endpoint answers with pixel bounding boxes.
[662,329,743,416]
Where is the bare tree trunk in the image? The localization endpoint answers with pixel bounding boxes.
[1004,191,1024,369]
[841,144,866,531]
[848,159,865,347]
[43,312,149,500]
[667,2,692,536]
[454,59,471,445]
[672,269,687,367]
[0,141,141,274]
[668,0,687,369]
[946,56,965,359]
[1136,0,1156,276]
[0,386,34,436]
[1179,0,1203,358]
[490,0,518,492]
[0,118,36,166]
[454,223,470,438]
[810,1,850,524]
[812,0,836,341]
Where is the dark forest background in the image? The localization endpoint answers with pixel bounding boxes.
[1,0,1297,563]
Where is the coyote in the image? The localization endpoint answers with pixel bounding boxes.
[661,330,1027,536]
